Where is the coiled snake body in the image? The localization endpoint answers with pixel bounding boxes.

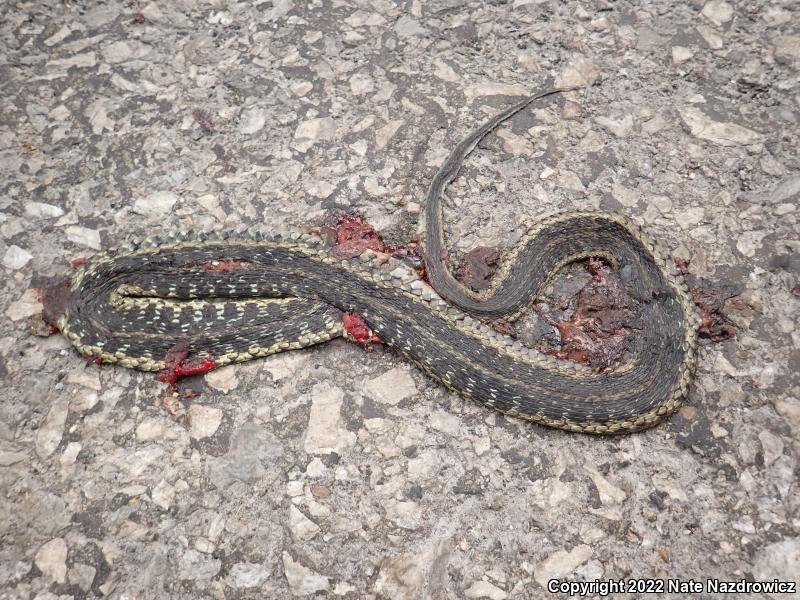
[59,88,699,434]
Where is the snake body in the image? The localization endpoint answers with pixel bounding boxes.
[58,88,699,434]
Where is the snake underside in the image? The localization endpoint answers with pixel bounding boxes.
[57,89,699,434]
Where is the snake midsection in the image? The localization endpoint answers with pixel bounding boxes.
[59,209,697,434]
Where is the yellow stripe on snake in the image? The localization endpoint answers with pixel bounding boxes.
[58,88,699,434]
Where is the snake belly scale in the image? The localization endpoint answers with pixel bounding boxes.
[58,88,699,434]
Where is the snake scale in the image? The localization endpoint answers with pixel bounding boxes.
[58,87,699,434]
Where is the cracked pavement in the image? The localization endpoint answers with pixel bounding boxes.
[1,0,798,598]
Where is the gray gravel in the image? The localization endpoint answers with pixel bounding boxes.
[1,0,799,598]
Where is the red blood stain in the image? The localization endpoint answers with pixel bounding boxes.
[130,13,145,24]
[86,356,104,365]
[343,312,383,349]
[541,258,631,369]
[552,319,591,364]
[673,256,690,275]
[673,257,737,342]
[692,288,736,342]
[203,260,253,272]
[183,389,201,399]
[585,257,609,285]
[327,214,389,259]
[174,360,217,378]
[551,316,628,365]
[323,213,429,281]
[71,257,89,268]
[157,343,217,384]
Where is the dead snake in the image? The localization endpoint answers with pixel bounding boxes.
[58,87,699,434]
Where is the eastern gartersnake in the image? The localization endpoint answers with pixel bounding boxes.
[58,87,698,434]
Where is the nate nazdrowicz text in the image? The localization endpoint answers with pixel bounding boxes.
[548,578,796,596]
